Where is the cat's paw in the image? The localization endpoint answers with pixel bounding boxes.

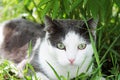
[15,69,24,78]
[32,72,50,80]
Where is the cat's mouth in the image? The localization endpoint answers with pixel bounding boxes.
[69,64,77,67]
[67,62,79,67]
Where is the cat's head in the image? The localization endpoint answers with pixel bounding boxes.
[44,16,98,66]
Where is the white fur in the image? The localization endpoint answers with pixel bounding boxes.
[37,31,94,79]
[33,72,49,80]
[0,23,5,49]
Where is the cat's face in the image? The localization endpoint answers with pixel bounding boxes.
[44,16,98,66]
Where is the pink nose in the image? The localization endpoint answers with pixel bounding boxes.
[68,59,75,64]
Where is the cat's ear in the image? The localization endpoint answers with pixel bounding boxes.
[84,18,98,37]
[44,15,56,34]
[87,18,98,30]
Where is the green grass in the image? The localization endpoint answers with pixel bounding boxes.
[0,0,120,80]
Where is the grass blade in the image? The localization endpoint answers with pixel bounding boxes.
[47,62,61,80]
[100,35,120,62]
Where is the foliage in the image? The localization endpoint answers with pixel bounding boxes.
[0,0,120,80]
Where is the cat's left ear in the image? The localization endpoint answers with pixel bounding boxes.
[87,18,98,29]
[86,18,98,37]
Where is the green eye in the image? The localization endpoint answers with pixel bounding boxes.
[57,43,65,50]
[78,43,86,50]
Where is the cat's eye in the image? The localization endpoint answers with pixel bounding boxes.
[57,43,66,50]
[78,43,86,50]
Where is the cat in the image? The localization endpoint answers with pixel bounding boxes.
[31,16,98,80]
[0,18,44,77]
[0,16,98,80]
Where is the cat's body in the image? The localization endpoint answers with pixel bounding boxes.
[0,16,98,80]
[0,19,44,63]
[0,19,44,77]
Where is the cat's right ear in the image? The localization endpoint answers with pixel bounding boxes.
[44,15,56,34]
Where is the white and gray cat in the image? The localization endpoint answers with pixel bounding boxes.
[0,16,98,80]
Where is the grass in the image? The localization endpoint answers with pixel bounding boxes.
[0,1,120,80]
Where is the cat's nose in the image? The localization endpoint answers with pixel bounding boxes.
[68,59,75,64]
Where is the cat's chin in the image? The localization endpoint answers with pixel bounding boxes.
[68,64,78,67]
[69,63,82,67]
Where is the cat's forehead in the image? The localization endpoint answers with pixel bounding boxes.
[55,19,88,35]
[63,31,87,44]
[56,20,90,42]
[47,19,91,47]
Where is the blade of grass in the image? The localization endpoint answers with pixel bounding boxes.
[27,63,38,80]
[100,35,120,62]
[47,62,61,80]
[82,17,101,75]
